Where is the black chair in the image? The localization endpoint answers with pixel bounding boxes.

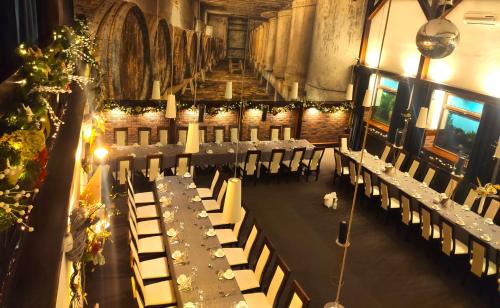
[115,156,134,187]
[284,280,311,308]
[238,150,261,185]
[281,147,306,182]
[261,149,286,182]
[171,153,192,176]
[301,147,325,182]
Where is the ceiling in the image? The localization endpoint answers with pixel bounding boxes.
[201,0,291,18]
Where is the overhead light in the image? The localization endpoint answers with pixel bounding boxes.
[93,147,109,163]
[185,123,200,154]
[345,83,354,101]
[222,178,242,224]
[152,80,161,100]
[416,107,429,128]
[362,89,373,107]
[225,81,233,100]
[166,94,177,118]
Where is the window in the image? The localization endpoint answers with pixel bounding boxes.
[434,94,483,156]
[371,76,399,126]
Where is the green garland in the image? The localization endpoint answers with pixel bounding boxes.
[0,18,102,232]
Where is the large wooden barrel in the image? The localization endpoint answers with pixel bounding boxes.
[171,26,187,85]
[200,34,212,70]
[146,15,172,96]
[94,0,152,99]
[185,30,198,78]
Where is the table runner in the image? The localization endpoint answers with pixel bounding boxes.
[342,150,500,256]
[154,175,245,307]
[109,139,314,172]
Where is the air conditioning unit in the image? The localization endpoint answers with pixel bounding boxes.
[464,12,497,26]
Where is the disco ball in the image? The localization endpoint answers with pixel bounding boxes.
[416,18,460,59]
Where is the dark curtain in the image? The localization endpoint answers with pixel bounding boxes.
[388,79,411,143]
[350,66,373,150]
[464,102,500,184]
[404,80,432,156]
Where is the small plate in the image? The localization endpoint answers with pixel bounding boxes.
[228,149,235,153]
[172,250,183,260]
[192,196,202,202]
[480,234,491,242]
[189,183,197,189]
[206,228,216,237]
[167,228,177,237]
[485,218,494,225]
[223,269,235,280]
[413,194,422,199]
[198,211,208,218]
[456,220,466,226]
[235,301,249,308]
[214,249,225,258]
[183,302,196,308]
[183,172,192,178]
[207,149,214,154]
[177,274,189,285]
[163,211,172,218]
[461,206,471,212]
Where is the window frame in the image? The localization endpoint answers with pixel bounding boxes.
[370,75,399,128]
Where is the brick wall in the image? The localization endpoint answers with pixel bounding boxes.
[103,108,350,144]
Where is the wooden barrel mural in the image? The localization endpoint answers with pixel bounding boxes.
[185,30,198,79]
[171,26,187,85]
[146,15,172,96]
[93,1,152,99]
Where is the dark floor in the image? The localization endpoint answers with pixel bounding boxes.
[87,149,496,308]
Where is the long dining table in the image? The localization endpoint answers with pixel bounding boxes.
[109,139,315,173]
[154,175,247,307]
[341,149,500,257]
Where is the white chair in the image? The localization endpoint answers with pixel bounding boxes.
[126,172,155,204]
[283,126,292,141]
[202,180,227,212]
[223,222,259,267]
[440,218,468,257]
[270,126,281,141]
[419,204,440,241]
[158,127,168,145]
[380,179,400,212]
[234,238,274,292]
[400,193,420,227]
[131,262,176,307]
[128,198,161,235]
[394,151,406,170]
[216,207,247,246]
[461,187,478,210]
[250,127,259,142]
[129,215,165,254]
[333,150,349,182]
[238,150,261,185]
[380,144,391,162]
[114,128,128,146]
[468,237,496,278]
[130,241,170,279]
[215,126,225,144]
[483,199,499,220]
[197,169,220,199]
[422,165,436,186]
[444,177,459,197]
[115,157,133,185]
[281,147,306,181]
[230,126,239,143]
[178,127,188,145]
[407,158,420,178]
[284,280,310,308]
[363,169,379,198]
[348,160,363,186]
[143,154,162,182]
[243,256,290,308]
[138,128,151,146]
[171,154,193,176]
[261,149,285,178]
[301,147,325,182]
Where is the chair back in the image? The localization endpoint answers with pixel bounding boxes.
[423,166,436,186]
[380,180,390,210]
[286,280,311,308]
[214,126,225,143]
[269,149,285,173]
[339,134,349,152]
[289,147,306,172]
[234,206,247,238]
[440,217,456,256]
[215,180,228,208]
[114,128,128,146]
[468,236,490,277]
[178,127,188,145]
[462,187,478,209]
[244,150,261,176]
[265,255,290,306]
[380,145,391,162]
[174,153,192,175]
[348,160,357,186]
[363,170,373,197]
[444,177,459,197]
[116,156,133,185]
[131,262,146,302]
[209,169,220,194]
[334,150,343,176]
[199,126,207,143]
[253,238,274,284]
[307,148,324,171]
[420,204,434,240]
[283,126,292,141]
[270,126,281,141]
[125,169,134,195]
[408,159,420,177]
[230,126,239,143]
[400,193,412,225]
[158,127,169,145]
[128,214,140,247]
[138,127,151,146]
[395,151,406,170]
[250,127,259,142]
[244,223,259,258]
[484,199,499,220]
[146,154,163,182]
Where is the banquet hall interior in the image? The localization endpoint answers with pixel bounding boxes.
[0,0,500,307]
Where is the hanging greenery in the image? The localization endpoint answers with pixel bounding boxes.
[303,101,353,114]
[0,18,101,232]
